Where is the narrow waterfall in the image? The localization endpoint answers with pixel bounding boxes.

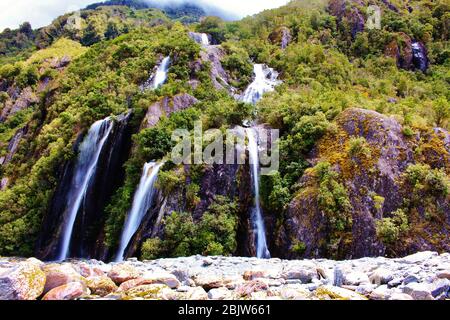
[57,117,114,261]
[242,64,282,105]
[152,56,171,89]
[246,128,271,259]
[115,162,164,261]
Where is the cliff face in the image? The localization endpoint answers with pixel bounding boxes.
[276,108,450,260]
[36,113,133,261]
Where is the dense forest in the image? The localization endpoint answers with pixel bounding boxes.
[0,0,448,263]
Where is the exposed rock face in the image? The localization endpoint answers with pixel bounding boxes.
[385,33,429,72]
[199,46,237,95]
[268,26,292,49]
[0,87,39,122]
[0,259,46,300]
[328,0,365,39]
[0,126,27,166]
[143,93,199,128]
[35,113,134,261]
[0,253,448,300]
[277,108,449,259]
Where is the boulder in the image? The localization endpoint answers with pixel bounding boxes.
[118,273,180,291]
[42,282,88,300]
[120,284,169,300]
[42,263,85,293]
[86,276,118,297]
[343,271,370,286]
[0,260,46,300]
[315,285,367,300]
[107,264,141,285]
[235,280,268,297]
[402,282,434,300]
[186,287,208,300]
[369,268,394,286]
[208,287,233,300]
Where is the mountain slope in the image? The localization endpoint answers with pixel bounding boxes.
[0,0,448,260]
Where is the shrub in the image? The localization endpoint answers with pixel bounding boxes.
[347,136,371,159]
[376,209,409,244]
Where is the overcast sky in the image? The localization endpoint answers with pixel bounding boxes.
[0,0,290,31]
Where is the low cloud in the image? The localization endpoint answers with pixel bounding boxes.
[0,0,290,31]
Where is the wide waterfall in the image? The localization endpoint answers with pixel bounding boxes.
[57,117,114,261]
[152,56,171,89]
[115,162,164,261]
[242,64,281,105]
[188,32,210,46]
[246,128,271,259]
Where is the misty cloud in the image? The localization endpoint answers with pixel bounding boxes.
[0,0,290,31]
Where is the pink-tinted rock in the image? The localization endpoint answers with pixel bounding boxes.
[42,263,85,293]
[107,264,141,285]
[42,282,87,300]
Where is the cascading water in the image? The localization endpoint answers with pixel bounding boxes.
[188,32,210,46]
[152,56,171,89]
[246,128,271,259]
[242,64,282,105]
[241,63,281,258]
[57,117,114,261]
[200,33,210,46]
[115,162,164,261]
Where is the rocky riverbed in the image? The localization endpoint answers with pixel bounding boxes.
[0,251,449,300]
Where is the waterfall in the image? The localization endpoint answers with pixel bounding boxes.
[57,117,114,261]
[189,32,210,46]
[115,162,164,261]
[242,64,282,105]
[152,56,171,89]
[200,33,210,46]
[246,128,271,259]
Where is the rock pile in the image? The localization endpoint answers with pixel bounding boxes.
[0,251,448,300]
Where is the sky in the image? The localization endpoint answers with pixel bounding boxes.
[0,0,290,31]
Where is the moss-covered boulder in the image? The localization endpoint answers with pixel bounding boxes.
[0,259,46,300]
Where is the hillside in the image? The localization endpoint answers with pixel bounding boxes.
[0,0,448,267]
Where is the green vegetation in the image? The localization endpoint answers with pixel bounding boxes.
[141,196,238,259]
[0,0,449,258]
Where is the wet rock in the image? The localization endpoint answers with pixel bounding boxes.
[42,282,88,300]
[107,264,141,285]
[0,260,46,300]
